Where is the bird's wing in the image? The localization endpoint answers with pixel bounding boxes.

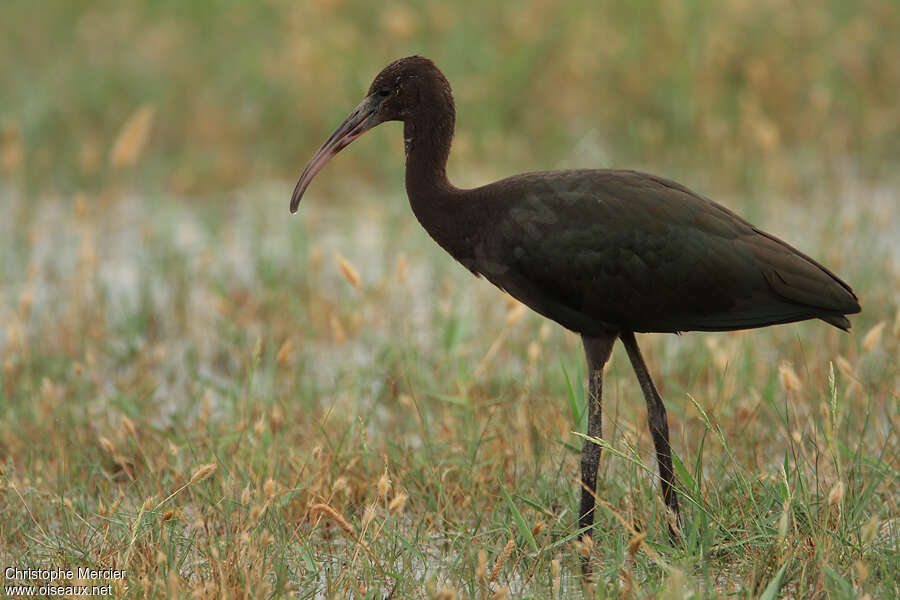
[474,170,858,334]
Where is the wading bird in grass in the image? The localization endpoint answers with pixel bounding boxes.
[289,56,860,563]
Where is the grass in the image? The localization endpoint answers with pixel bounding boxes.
[2,0,899,194]
[1,1,899,598]
[1,182,897,598]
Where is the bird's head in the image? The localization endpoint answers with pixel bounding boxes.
[290,56,451,213]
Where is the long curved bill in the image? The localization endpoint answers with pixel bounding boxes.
[290,95,381,213]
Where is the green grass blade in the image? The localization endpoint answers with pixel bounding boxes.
[759,561,789,600]
[501,481,538,552]
[561,360,581,427]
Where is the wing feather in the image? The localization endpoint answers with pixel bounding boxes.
[471,170,859,334]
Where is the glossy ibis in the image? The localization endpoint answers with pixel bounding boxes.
[290,56,860,551]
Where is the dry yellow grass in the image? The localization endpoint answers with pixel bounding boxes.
[109,105,156,169]
[0,1,898,597]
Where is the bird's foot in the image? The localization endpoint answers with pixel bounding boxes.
[664,506,683,547]
[576,532,595,576]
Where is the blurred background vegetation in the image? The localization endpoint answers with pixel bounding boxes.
[1,1,898,597]
[2,0,898,197]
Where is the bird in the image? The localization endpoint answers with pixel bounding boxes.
[289,56,860,556]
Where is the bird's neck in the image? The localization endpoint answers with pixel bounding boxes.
[403,104,473,255]
[403,98,456,201]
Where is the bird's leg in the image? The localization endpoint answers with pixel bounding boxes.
[578,333,617,548]
[620,330,682,540]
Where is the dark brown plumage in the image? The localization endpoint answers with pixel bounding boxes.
[290,56,860,561]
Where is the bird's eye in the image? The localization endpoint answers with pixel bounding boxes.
[377,87,391,98]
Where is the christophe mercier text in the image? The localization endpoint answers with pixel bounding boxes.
[5,567,125,581]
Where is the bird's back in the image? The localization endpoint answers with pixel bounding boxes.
[457,169,860,335]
